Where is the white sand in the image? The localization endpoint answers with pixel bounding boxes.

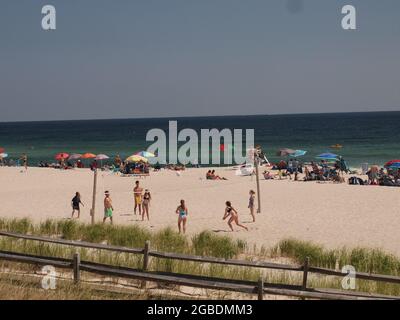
[1,166,399,255]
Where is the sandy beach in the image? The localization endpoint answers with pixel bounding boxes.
[1,166,399,255]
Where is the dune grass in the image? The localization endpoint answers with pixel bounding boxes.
[1,218,400,297]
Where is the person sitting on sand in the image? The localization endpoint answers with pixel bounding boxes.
[133,180,143,215]
[71,192,84,219]
[210,170,227,180]
[176,199,188,234]
[248,190,256,222]
[103,191,114,224]
[142,189,152,221]
[263,170,274,180]
[206,170,213,179]
[223,201,248,232]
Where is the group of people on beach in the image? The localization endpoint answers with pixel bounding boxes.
[70,181,256,234]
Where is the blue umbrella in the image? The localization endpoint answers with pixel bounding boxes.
[291,150,307,157]
[316,152,338,160]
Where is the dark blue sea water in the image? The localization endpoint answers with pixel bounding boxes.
[0,112,399,167]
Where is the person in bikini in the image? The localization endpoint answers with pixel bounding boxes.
[142,189,152,221]
[133,180,143,215]
[223,201,248,231]
[176,199,188,234]
[248,190,256,222]
[71,192,84,219]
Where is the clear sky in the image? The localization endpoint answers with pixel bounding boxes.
[1,0,399,121]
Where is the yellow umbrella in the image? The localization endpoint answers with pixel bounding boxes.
[125,155,148,163]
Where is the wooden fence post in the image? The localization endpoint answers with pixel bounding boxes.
[141,241,150,288]
[73,252,80,284]
[302,257,310,291]
[257,276,264,300]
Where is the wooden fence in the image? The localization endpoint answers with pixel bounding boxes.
[0,231,399,300]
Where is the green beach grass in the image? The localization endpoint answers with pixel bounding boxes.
[0,218,400,298]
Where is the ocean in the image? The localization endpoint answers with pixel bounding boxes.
[0,112,399,168]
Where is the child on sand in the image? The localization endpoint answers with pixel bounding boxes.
[103,191,114,224]
[142,189,151,221]
[176,199,188,234]
[71,192,84,219]
[248,190,256,222]
[223,201,248,232]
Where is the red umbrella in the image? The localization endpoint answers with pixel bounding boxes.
[0,147,4,154]
[55,153,70,160]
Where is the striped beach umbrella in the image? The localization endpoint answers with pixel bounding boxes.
[385,160,400,168]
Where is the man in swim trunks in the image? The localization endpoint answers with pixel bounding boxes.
[133,180,143,215]
[103,191,114,224]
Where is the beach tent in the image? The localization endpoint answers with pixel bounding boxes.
[126,155,148,163]
[55,153,70,160]
[316,152,338,160]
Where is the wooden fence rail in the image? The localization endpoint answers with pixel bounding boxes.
[0,231,399,300]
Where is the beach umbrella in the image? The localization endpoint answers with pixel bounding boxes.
[316,152,338,160]
[135,151,155,158]
[95,154,110,160]
[291,150,307,157]
[126,155,148,163]
[95,154,110,167]
[276,148,295,157]
[384,160,400,168]
[0,147,4,154]
[81,153,96,159]
[55,152,70,160]
[68,153,82,160]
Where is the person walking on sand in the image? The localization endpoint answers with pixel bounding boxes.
[142,189,152,221]
[248,190,256,222]
[20,154,28,171]
[176,199,188,234]
[133,180,143,215]
[71,192,84,219]
[103,191,114,224]
[223,201,248,232]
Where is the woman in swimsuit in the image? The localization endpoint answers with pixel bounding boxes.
[71,192,84,219]
[142,189,152,221]
[248,190,256,222]
[176,199,188,234]
[223,201,248,232]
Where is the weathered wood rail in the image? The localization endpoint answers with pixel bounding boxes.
[0,231,399,300]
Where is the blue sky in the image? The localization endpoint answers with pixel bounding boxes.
[1,0,399,121]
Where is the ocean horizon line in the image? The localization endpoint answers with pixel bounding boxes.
[1,110,399,124]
